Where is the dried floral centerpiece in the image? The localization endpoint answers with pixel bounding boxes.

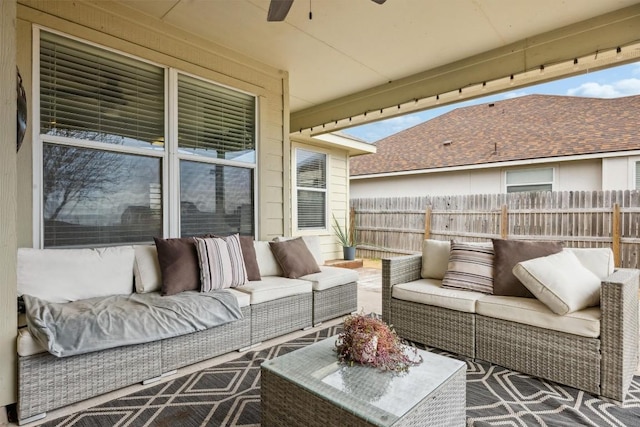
[335,313,422,372]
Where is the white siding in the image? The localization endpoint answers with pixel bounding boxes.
[603,157,632,190]
[351,159,605,198]
[16,0,287,243]
[290,138,351,261]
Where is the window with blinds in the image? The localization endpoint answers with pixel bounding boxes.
[40,31,165,148]
[296,149,327,229]
[38,30,257,247]
[178,74,255,162]
[506,167,554,193]
[635,162,640,189]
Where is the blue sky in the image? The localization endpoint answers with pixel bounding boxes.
[343,61,640,143]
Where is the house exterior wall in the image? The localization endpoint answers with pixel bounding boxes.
[16,0,288,245]
[351,158,605,198]
[290,137,351,261]
[0,0,18,407]
[602,157,633,190]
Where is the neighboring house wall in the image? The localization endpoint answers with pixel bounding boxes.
[16,1,287,245]
[351,158,605,198]
[290,138,351,261]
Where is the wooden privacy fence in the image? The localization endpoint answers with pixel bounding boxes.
[352,190,640,269]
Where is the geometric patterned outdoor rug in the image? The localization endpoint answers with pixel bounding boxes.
[41,324,640,427]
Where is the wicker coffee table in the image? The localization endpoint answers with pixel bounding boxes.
[261,336,466,426]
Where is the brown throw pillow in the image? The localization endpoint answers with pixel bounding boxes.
[154,237,200,296]
[269,237,321,279]
[491,239,563,298]
[239,236,261,281]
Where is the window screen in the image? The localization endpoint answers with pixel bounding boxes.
[506,167,553,193]
[296,149,327,229]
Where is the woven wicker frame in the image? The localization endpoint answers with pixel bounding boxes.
[18,341,162,420]
[250,293,312,344]
[383,254,640,403]
[312,282,358,325]
[261,361,465,427]
[162,306,251,371]
[476,315,601,394]
[18,310,252,422]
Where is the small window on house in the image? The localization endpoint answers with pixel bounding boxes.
[506,167,553,193]
[295,149,327,230]
[635,162,640,189]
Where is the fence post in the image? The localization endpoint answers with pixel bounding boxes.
[612,203,621,267]
[500,204,508,239]
[349,207,356,246]
[424,206,431,239]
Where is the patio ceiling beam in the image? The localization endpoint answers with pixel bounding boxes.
[290,3,640,135]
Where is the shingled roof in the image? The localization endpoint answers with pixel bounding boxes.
[350,94,640,176]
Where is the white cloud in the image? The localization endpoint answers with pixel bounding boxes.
[503,91,529,99]
[566,78,640,98]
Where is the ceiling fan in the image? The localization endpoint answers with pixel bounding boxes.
[267,0,386,22]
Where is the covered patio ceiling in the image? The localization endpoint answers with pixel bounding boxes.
[120,0,640,135]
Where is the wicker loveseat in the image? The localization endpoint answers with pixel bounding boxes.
[382,239,639,404]
[16,235,357,424]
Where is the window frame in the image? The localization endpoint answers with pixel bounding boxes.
[292,145,330,235]
[504,166,555,194]
[33,27,259,248]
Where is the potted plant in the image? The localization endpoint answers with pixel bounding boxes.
[332,213,357,260]
[335,313,422,372]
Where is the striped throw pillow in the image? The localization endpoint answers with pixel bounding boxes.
[196,234,248,292]
[441,241,494,294]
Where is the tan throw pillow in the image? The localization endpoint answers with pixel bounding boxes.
[441,241,494,293]
[154,237,200,296]
[492,239,563,298]
[513,250,601,315]
[269,237,321,279]
[133,245,162,293]
[421,239,451,280]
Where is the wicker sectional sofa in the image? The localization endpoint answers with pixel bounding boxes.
[382,240,639,404]
[16,236,357,424]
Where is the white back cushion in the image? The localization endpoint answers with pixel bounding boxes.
[421,239,451,280]
[566,247,614,280]
[254,240,283,277]
[18,246,135,303]
[133,245,162,293]
[513,250,601,315]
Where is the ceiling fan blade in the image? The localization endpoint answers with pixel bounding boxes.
[268,0,294,21]
[371,0,387,4]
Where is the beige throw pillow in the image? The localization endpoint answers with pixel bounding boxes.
[441,241,494,294]
[512,250,601,315]
[421,239,451,280]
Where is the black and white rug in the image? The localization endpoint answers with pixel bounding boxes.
[42,325,640,426]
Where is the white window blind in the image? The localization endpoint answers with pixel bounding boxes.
[635,162,640,189]
[296,149,327,229]
[40,31,165,147]
[178,74,255,161]
[506,167,553,193]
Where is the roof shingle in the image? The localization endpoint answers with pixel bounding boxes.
[350,94,640,176]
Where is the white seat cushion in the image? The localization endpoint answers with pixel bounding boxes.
[392,279,486,313]
[300,266,359,291]
[234,276,312,304]
[476,295,600,338]
[17,328,46,357]
[18,246,135,303]
[226,288,251,308]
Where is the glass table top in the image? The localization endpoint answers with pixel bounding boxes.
[261,336,466,427]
